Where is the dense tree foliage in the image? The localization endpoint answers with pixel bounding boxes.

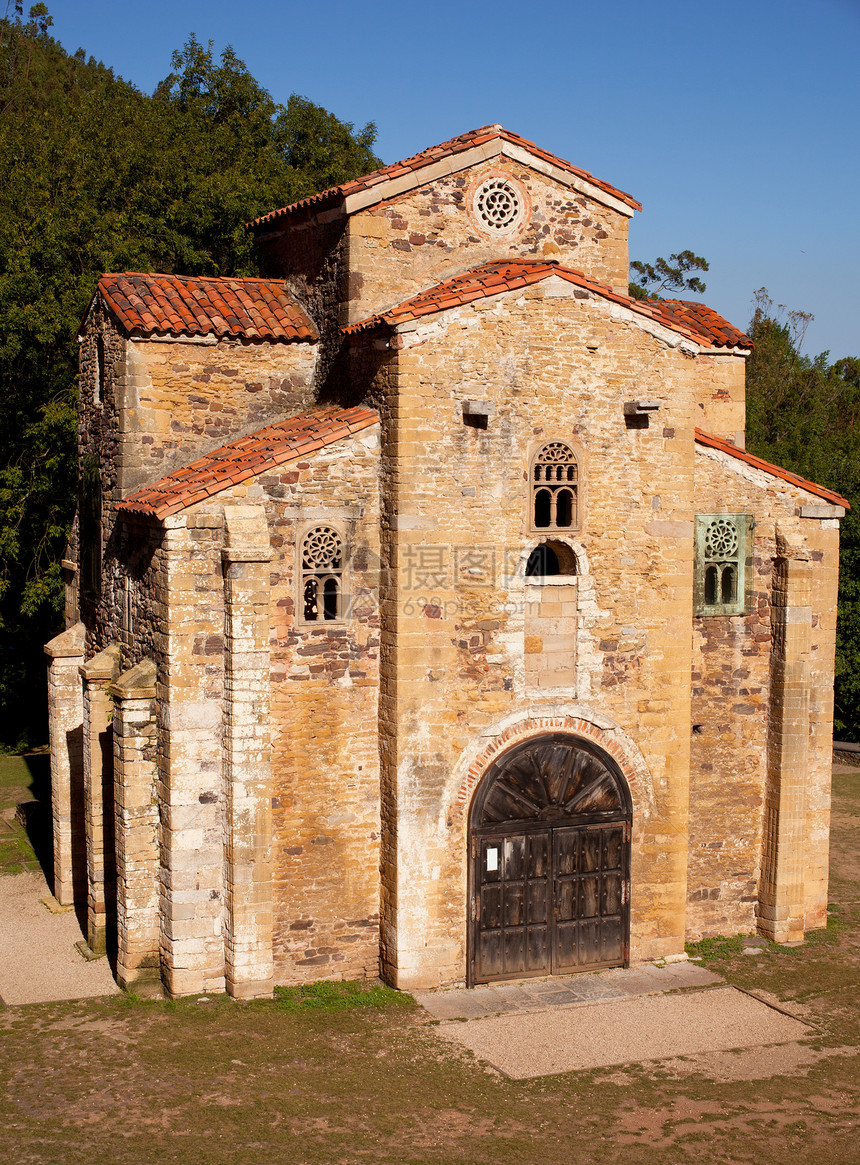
[0,9,379,746]
[744,290,860,741]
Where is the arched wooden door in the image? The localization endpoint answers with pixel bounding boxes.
[469,733,631,984]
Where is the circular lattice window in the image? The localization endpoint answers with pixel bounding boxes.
[704,518,738,560]
[473,176,526,235]
[302,525,343,571]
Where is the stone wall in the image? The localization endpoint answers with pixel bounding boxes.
[693,353,748,446]
[115,335,318,494]
[77,308,318,657]
[255,210,350,381]
[265,429,382,983]
[344,159,631,325]
[105,423,383,993]
[689,445,841,940]
[369,278,703,987]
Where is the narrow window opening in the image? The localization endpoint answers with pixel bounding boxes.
[323,576,339,620]
[721,564,736,604]
[534,489,552,528]
[303,578,319,622]
[526,545,560,576]
[556,489,574,528]
[704,565,718,605]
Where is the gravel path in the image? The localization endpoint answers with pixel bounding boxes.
[0,870,119,1005]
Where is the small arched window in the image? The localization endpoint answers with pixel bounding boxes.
[531,443,579,531]
[301,525,344,623]
[525,540,578,578]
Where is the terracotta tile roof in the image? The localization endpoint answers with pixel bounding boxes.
[344,261,751,350]
[654,300,751,350]
[118,405,378,519]
[695,429,850,508]
[250,125,641,227]
[90,273,318,342]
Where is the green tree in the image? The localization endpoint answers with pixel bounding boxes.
[0,13,380,747]
[628,250,709,300]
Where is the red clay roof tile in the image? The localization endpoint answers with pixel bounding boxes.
[343,260,752,350]
[249,125,641,228]
[88,273,318,343]
[118,405,378,520]
[695,429,850,508]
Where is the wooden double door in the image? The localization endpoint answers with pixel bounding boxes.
[469,734,631,985]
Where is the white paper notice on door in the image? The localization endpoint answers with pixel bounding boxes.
[486,846,499,872]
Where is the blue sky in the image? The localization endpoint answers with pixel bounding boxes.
[45,0,859,358]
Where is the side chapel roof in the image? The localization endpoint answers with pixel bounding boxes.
[344,261,753,351]
[249,125,642,228]
[85,273,318,342]
[694,429,850,508]
[118,405,378,519]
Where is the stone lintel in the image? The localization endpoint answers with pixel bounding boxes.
[45,621,85,659]
[111,659,157,700]
[221,547,272,564]
[800,504,845,520]
[80,642,121,682]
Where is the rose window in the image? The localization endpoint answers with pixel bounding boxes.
[474,177,525,233]
[704,519,738,560]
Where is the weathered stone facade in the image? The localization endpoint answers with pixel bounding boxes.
[46,125,845,996]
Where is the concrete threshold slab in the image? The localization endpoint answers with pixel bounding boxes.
[413,961,723,1020]
[431,986,814,1078]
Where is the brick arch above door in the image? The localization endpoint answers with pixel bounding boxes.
[446,705,656,827]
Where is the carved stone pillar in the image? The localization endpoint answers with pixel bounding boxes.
[112,659,160,991]
[759,532,811,943]
[44,623,85,906]
[80,643,121,956]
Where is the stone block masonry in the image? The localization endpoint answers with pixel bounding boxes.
[44,623,86,906]
[759,540,812,943]
[111,659,160,990]
[80,643,121,956]
[222,505,274,999]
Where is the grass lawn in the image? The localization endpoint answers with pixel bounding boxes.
[0,751,50,876]
[0,769,857,1164]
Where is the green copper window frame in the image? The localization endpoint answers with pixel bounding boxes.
[694,513,753,617]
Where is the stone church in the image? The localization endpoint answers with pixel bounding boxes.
[45,125,847,999]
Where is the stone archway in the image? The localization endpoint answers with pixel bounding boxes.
[469,732,631,984]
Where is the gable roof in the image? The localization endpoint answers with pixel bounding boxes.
[695,429,850,508]
[86,273,318,342]
[344,261,752,351]
[118,405,378,519]
[250,125,641,229]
